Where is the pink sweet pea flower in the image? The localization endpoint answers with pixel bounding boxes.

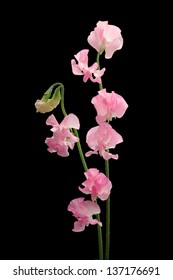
[67,197,102,232]
[45,113,80,157]
[71,49,105,84]
[85,123,123,160]
[87,21,123,59]
[79,168,112,201]
[92,88,128,124]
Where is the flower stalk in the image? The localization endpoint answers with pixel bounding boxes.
[60,83,104,260]
[35,20,127,261]
[97,53,111,259]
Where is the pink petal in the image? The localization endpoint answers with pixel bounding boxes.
[45,137,57,153]
[111,154,119,160]
[85,168,99,178]
[74,49,89,67]
[104,25,122,42]
[101,150,113,160]
[114,93,128,118]
[67,133,79,148]
[108,129,123,147]
[61,113,80,129]
[102,150,119,160]
[86,126,99,149]
[105,37,123,59]
[94,67,105,77]
[97,21,108,29]
[83,71,91,82]
[78,186,91,195]
[85,151,98,157]
[57,145,69,157]
[87,27,104,52]
[71,59,83,75]
[46,114,59,127]
[99,192,110,201]
[98,88,107,96]
[83,200,101,215]
[92,95,107,115]
[73,221,85,232]
[89,218,102,227]
[88,62,98,73]
[95,115,105,124]
[67,197,85,213]
[89,76,100,84]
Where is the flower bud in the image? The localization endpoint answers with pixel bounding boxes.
[35,84,61,113]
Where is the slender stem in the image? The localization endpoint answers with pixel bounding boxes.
[60,84,67,116]
[73,129,88,172]
[96,214,104,260]
[60,83,103,259]
[105,159,110,259]
[60,84,87,171]
[96,52,103,90]
[97,53,111,260]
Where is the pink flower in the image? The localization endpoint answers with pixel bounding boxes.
[87,21,123,59]
[86,123,123,160]
[71,49,105,83]
[67,197,102,232]
[92,88,128,124]
[45,113,80,157]
[79,168,112,201]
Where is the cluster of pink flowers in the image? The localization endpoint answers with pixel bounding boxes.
[67,168,112,232]
[67,21,128,232]
[35,21,128,233]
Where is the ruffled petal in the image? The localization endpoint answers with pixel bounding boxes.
[71,59,83,75]
[61,113,80,129]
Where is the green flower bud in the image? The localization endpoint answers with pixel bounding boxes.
[35,84,61,113]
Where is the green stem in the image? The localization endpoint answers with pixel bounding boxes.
[105,159,110,260]
[60,84,87,171]
[97,53,111,260]
[60,83,103,259]
[96,214,104,260]
[96,52,103,90]
[60,83,67,116]
[73,129,88,172]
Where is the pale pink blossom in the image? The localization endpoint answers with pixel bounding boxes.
[86,123,123,160]
[79,168,112,201]
[45,114,80,157]
[87,21,123,59]
[71,49,105,83]
[92,88,128,124]
[67,197,102,232]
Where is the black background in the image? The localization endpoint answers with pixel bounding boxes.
[1,4,172,260]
